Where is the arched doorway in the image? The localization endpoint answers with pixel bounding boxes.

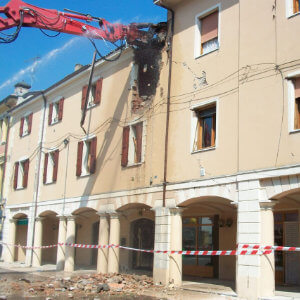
[273,189,300,286]
[73,207,99,269]
[39,211,59,265]
[131,218,154,270]
[14,213,28,263]
[179,197,236,281]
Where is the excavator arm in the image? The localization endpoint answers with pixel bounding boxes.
[0,0,153,43]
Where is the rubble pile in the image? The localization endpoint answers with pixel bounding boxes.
[0,273,159,299]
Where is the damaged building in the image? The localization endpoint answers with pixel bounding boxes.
[1,0,300,299]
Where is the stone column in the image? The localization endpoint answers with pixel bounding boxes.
[107,212,120,274]
[56,216,67,270]
[153,207,171,285]
[259,201,276,298]
[32,217,44,267]
[5,219,17,263]
[169,208,183,286]
[64,215,76,272]
[97,213,109,273]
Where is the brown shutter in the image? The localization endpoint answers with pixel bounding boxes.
[89,137,97,174]
[43,153,48,184]
[48,103,53,125]
[14,162,19,189]
[294,0,300,13]
[201,10,218,44]
[58,98,64,121]
[22,159,29,188]
[19,117,24,137]
[121,126,130,167]
[76,141,84,176]
[294,77,300,99]
[28,113,33,134]
[94,78,103,105]
[81,85,88,110]
[53,150,59,182]
[135,122,143,163]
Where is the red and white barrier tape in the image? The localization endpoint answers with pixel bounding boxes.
[0,241,297,255]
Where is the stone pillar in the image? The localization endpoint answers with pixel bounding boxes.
[4,219,17,263]
[64,215,76,272]
[107,212,120,274]
[169,208,183,286]
[259,201,276,298]
[32,217,44,267]
[153,207,171,285]
[97,213,109,273]
[56,216,67,270]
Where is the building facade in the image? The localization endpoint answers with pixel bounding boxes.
[1,0,300,299]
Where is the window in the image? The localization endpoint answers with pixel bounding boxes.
[121,122,144,167]
[13,159,29,189]
[43,150,59,184]
[19,113,33,137]
[81,78,103,110]
[293,78,300,129]
[76,137,97,176]
[48,98,64,125]
[286,0,300,17]
[195,7,220,58]
[192,103,216,152]
[0,118,8,144]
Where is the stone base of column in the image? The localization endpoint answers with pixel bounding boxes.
[153,207,171,285]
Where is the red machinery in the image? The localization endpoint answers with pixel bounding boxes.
[0,0,157,44]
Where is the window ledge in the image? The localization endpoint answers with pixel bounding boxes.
[289,128,300,134]
[21,132,29,138]
[44,181,55,185]
[15,186,25,191]
[195,47,219,60]
[191,146,216,154]
[79,172,92,178]
[288,11,300,19]
[123,162,143,168]
[50,120,60,126]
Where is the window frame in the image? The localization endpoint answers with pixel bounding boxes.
[76,136,97,177]
[286,0,300,18]
[194,4,221,59]
[48,97,64,126]
[190,98,219,153]
[287,71,300,133]
[81,78,103,111]
[121,120,146,168]
[43,149,59,184]
[14,158,29,190]
[19,112,33,138]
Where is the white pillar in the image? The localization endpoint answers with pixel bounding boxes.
[97,213,109,273]
[64,215,76,272]
[107,212,120,274]
[259,201,276,298]
[4,219,17,263]
[153,207,171,285]
[56,216,67,270]
[32,217,44,267]
[169,208,183,286]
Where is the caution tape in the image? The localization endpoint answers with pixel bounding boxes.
[0,241,298,255]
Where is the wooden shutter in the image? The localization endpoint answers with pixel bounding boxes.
[294,0,300,13]
[48,103,53,125]
[94,78,103,105]
[81,85,88,110]
[58,98,64,121]
[19,117,24,137]
[53,150,59,182]
[28,113,33,134]
[22,159,29,188]
[14,162,19,189]
[201,10,218,44]
[135,122,143,163]
[89,137,97,174]
[76,141,84,176]
[43,153,48,184]
[294,78,300,99]
[121,126,130,167]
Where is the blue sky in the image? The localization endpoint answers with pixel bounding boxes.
[0,0,166,100]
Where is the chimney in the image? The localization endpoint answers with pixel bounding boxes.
[74,64,83,71]
[14,81,31,96]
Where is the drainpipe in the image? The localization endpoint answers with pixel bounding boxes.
[154,0,174,207]
[30,91,47,265]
